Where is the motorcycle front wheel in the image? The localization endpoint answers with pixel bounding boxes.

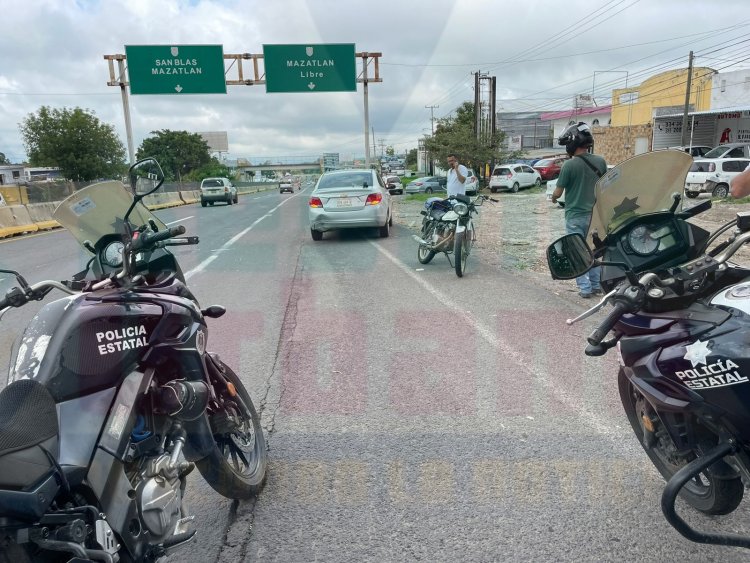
[618,368,742,515]
[454,225,471,277]
[196,360,268,499]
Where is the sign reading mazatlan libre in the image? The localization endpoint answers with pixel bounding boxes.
[125,45,227,95]
[263,44,356,93]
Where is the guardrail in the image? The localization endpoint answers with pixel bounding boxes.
[0,184,279,239]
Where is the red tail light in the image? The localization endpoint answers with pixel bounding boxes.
[414,182,423,186]
[507,174,513,179]
[309,197,323,208]
[365,193,382,205]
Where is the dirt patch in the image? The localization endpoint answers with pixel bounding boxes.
[393,190,750,300]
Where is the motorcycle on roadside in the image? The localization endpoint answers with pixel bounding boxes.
[547,150,750,550]
[0,158,267,562]
[413,193,497,277]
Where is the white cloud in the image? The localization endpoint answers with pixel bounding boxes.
[1,0,749,163]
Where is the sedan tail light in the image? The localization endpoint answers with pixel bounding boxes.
[365,193,382,205]
[309,197,323,208]
[224,187,229,192]
[414,182,423,186]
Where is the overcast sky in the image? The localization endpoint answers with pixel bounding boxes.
[1,0,749,164]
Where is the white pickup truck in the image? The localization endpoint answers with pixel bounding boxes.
[279,176,294,194]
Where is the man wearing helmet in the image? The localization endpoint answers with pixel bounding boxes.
[550,122,607,298]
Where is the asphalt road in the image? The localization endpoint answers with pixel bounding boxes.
[1,188,749,562]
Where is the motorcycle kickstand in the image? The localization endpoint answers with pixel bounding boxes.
[661,441,750,549]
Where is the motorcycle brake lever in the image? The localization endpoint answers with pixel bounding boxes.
[566,289,617,326]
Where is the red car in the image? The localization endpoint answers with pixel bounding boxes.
[533,157,568,181]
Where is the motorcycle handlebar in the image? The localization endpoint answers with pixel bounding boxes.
[587,301,629,346]
[132,225,186,251]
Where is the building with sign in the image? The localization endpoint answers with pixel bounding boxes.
[540,105,612,140]
[497,112,553,150]
[653,107,750,150]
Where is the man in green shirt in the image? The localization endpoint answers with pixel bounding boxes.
[551,122,607,298]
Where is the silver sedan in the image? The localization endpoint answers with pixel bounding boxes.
[308,169,393,240]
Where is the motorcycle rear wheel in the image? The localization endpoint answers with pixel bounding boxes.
[618,368,742,515]
[418,222,436,264]
[196,361,268,499]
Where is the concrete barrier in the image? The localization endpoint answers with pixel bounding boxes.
[26,202,61,230]
[0,205,39,238]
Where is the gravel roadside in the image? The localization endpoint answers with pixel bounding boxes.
[392,188,750,303]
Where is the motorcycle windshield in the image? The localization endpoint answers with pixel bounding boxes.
[587,150,694,247]
[52,180,166,248]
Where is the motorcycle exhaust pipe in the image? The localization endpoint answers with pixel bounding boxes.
[412,234,431,246]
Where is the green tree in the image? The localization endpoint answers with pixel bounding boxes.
[424,102,517,173]
[385,145,395,157]
[136,130,212,182]
[186,158,234,182]
[0,152,8,164]
[19,106,127,181]
[406,148,418,167]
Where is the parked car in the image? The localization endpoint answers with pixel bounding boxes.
[684,158,750,198]
[383,174,403,195]
[200,177,238,206]
[488,164,542,193]
[702,143,750,159]
[405,176,445,194]
[533,157,568,181]
[308,169,393,240]
[668,145,713,158]
[546,164,615,206]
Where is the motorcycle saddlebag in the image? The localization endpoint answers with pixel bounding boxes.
[0,379,60,520]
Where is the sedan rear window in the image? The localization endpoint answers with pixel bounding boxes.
[689,162,712,172]
[493,168,511,176]
[318,172,373,189]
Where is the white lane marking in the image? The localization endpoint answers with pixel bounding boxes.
[369,240,615,437]
[184,193,302,280]
[166,216,194,225]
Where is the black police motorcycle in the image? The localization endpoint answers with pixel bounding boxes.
[547,150,750,549]
[0,159,267,562]
[413,193,497,277]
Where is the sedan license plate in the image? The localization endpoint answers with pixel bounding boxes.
[337,198,352,207]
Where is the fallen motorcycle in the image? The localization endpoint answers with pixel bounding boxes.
[0,158,267,562]
[413,193,497,277]
[547,150,750,549]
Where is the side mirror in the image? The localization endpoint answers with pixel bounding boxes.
[546,233,595,280]
[129,157,165,198]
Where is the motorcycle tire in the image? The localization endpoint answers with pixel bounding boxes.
[454,230,468,277]
[196,361,268,499]
[618,368,743,515]
[417,222,436,264]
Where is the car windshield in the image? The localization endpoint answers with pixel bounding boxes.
[493,168,511,176]
[317,172,373,189]
[703,145,730,158]
[587,151,693,246]
[535,159,552,167]
[52,180,166,249]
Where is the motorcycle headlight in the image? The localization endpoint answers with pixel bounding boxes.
[453,202,469,216]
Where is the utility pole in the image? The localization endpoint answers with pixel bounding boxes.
[680,51,695,147]
[474,71,481,139]
[425,104,439,134]
[378,138,386,159]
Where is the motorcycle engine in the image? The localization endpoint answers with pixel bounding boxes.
[133,453,186,541]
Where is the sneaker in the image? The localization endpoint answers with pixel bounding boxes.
[592,288,604,295]
[579,292,592,299]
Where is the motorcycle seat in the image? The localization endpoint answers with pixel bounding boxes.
[0,379,59,490]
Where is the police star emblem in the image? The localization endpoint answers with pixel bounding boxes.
[683,339,712,367]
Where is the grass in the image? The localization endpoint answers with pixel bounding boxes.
[713,195,750,204]
[402,193,435,202]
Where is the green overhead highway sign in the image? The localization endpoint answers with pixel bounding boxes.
[263,44,356,93]
[125,45,227,95]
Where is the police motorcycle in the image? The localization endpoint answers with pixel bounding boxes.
[547,149,750,549]
[0,158,267,562]
[413,193,497,277]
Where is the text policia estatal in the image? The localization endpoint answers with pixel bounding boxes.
[96,325,147,356]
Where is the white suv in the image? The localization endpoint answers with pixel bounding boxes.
[488,163,542,193]
[200,177,238,206]
[685,158,750,198]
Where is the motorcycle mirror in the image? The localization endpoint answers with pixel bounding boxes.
[546,233,595,280]
[128,157,165,199]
